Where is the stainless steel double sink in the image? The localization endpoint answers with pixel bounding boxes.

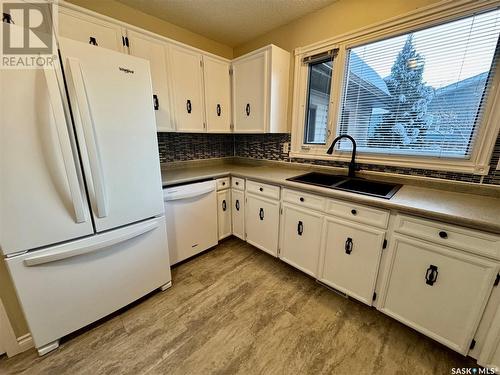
[286,172,401,199]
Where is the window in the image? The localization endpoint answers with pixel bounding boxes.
[292,3,500,174]
[303,52,335,144]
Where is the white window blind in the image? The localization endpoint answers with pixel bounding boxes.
[336,9,500,159]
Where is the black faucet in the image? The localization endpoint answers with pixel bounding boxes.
[326,134,357,178]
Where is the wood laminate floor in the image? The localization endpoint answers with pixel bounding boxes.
[0,237,475,374]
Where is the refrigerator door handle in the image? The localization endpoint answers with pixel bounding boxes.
[23,219,160,266]
[66,57,108,218]
[43,67,88,224]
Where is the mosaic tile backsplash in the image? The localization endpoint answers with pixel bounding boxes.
[158,132,500,186]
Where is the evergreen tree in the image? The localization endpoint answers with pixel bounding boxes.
[370,34,433,148]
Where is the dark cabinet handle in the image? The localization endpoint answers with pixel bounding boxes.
[439,231,448,239]
[235,200,240,211]
[2,13,14,24]
[351,209,357,215]
[425,265,439,286]
[89,37,98,46]
[297,221,304,236]
[259,208,264,220]
[222,200,227,211]
[245,103,251,116]
[345,237,353,254]
[186,99,192,114]
[153,95,159,110]
[216,104,221,117]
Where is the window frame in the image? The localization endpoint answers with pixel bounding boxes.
[290,0,500,175]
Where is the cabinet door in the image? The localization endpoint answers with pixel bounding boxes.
[318,217,385,305]
[58,11,124,52]
[245,194,279,256]
[231,189,245,240]
[169,45,205,132]
[217,190,231,240]
[280,203,323,277]
[379,235,498,354]
[127,31,174,132]
[204,56,231,133]
[232,51,268,133]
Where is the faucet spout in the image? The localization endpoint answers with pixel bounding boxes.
[326,134,357,178]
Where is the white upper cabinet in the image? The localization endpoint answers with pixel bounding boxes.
[232,45,290,133]
[203,56,231,133]
[58,10,124,52]
[127,31,174,132]
[168,45,205,132]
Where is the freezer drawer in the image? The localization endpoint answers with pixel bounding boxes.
[6,217,171,351]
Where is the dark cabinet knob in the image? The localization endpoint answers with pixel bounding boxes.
[351,209,357,215]
[222,182,226,186]
[89,37,98,46]
[235,181,239,185]
[259,187,263,192]
[439,231,448,239]
[297,221,304,236]
[2,13,14,24]
[345,237,353,254]
[425,265,439,286]
[299,197,305,202]
[153,95,159,110]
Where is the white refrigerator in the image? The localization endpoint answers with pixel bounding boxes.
[0,37,171,355]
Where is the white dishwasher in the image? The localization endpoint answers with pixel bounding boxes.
[163,180,218,265]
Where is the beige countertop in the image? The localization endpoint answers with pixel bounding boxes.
[161,160,500,234]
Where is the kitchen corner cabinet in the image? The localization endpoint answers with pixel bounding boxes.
[203,56,232,132]
[231,189,245,240]
[279,203,324,277]
[378,234,498,354]
[127,31,174,132]
[245,194,280,256]
[232,45,290,133]
[169,45,205,132]
[317,217,385,305]
[58,9,124,52]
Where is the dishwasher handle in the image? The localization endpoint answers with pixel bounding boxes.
[163,183,215,202]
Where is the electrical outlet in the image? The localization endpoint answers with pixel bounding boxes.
[282,142,290,154]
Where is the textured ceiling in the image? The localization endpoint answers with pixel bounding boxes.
[116,0,337,47]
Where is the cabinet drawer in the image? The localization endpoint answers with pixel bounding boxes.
[282,189,325,212]
[216,177,230,191]
[231,177,245,191]
[326,199,389,228]
[395,215,500,260]
[246,180,280,200]
[379,235,498,354]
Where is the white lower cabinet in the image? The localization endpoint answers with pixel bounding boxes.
[279,203,324,277]
[245,194,280,256]
[231,189,245,240]
[379,234,498,354]
[318,217,386,305]
[217,189,232,240]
